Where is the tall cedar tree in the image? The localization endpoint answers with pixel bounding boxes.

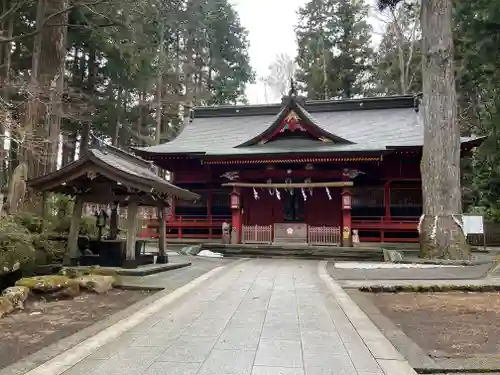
[295,0,373,99]
[0,0,254,174]
[374,1,421,95]
[456,0,500,221]
[378,0,468,259]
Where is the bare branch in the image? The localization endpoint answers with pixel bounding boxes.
[0,0,110,44]
[0,0,33,23]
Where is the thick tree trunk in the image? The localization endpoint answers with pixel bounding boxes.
[0,0,13,186]
[24,0,68,178]
[80,46,96,155]
[47,0,68,172]
[419,0,469,259]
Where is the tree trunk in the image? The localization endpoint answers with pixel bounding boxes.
[47,0,68,173]
[81,46,96,155]
[112,88,122,146]
[419,0,468,259]
[0,0,13,186]
[390,8,407,95]
[24,0,69,178]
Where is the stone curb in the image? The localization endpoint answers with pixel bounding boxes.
[115,262,191,276]
[0,259,246,375]
[384,249,496,266]
[318,261,419,375]
[359,284,500,293]
[350,289,500,373]
[486,262,500,278]
[347,289,441,371]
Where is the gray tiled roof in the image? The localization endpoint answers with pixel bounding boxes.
[138,101,478,156]
[89,147,198,200]
[27,142,199,201]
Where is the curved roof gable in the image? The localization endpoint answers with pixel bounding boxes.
[236,97,353,147]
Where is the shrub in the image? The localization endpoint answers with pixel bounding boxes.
[31,233,66,264]
[0,217,36,276]
[11,212,43,233]
[50,215,97,237]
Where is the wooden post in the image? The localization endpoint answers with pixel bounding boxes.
[157,202,168,264]
[230,187,242,244]
[384,180,391,219]
[341,189,353,247]
[383,180,391,243]
[207,184,213,239]
[109,201,119,239]
[40,191,47,232]
[123,201,139,269]
[65,196,83,266]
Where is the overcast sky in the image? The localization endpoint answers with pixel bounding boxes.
[230,0,384,104]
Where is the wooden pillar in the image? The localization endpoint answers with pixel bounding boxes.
[230,187,242,244]
[383,180,391,243]
[207,185,213,239]
[65,196,83,266]
[109,201,119,239]
[157,201,168,264]
[341,189,352,247]
[123,201,139,269]
[384,180,391,219]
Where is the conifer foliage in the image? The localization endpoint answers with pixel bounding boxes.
[295,0,373,99]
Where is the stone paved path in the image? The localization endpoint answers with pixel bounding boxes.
[56,259,411,375]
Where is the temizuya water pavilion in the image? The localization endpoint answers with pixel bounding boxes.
[28,138,198,268]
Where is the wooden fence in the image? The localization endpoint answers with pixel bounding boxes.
[242,225,273,244]
[467,221,500,247]
[308,226,341,246]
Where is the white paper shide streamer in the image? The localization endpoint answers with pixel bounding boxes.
[267,179,274,195]
[275,188,281,200]
[325,187,332,200]
[253,187,259,200]
[301,187,307,201]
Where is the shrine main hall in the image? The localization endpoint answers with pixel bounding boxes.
[135,93,481,247]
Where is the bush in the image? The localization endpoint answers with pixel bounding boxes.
[11,212,43,233]
[31,233,66,264]
[0,217,36,276]
[50,215,97,237]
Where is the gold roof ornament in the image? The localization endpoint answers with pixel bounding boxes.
[285,110,301,122]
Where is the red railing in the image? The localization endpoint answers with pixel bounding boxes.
[352,216,419,230]
[168,215,231,223]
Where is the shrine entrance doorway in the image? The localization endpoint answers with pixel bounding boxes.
[283,188,305,223]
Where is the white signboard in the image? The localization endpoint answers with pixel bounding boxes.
[463,215,484,235]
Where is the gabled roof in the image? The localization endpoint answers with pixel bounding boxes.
[28,140,199,202]
[135,95,481,157]
[236,96,353,147]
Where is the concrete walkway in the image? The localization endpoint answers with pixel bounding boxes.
[29,259,416,375]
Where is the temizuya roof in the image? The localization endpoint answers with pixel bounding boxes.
[27,139,199,202]
[136,95,481,157]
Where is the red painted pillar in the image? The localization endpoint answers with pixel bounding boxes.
[384,180,391,219]
[230,187,242,244]
[207,185,213,239]
[383,180,391,243]
[341,189,352,247]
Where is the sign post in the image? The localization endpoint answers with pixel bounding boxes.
[463,215,486,251]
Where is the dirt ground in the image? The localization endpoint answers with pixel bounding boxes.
[0,289,153,370]
[367,292,500,356]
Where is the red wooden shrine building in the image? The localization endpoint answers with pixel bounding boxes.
[135,93,480,246]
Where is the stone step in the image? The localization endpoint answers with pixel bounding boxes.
[201,244,384,261]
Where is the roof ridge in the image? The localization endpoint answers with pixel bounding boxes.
[89,135,155,171]
[193,95,417,118]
